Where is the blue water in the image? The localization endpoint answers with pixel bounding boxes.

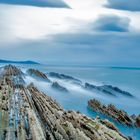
[22,64,140,113]
[34,65,140,140]
[40,65,140,140]
[1,64,140,139]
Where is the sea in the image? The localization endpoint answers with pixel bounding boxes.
[1,63,140,139]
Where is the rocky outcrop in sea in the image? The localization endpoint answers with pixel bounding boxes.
[88,99,140,127]
[25,67,135,98]
[27,68,51,82]
[52,81,69,92]
[102,85,133,97]
[49,72,82,85]
[0,65,131,140]
[135,115,140,127]
[85,82,133,97]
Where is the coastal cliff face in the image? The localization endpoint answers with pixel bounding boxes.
[0,65,131,140]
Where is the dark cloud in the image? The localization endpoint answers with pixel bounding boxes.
[0,0,70,8]
[92,15,130,32]
[105,0,140,11]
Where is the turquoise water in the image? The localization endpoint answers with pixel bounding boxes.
[1,64,140,139]
[40,65,140,140]
[22,64,140,113]
[34,65,140,140]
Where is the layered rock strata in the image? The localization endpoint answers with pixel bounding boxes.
[88,99,140,127]
[0,65,131,140]
[1,64,25,86]
[28,84,129,140]
[49,72,82,85]
[26,68,134,98]
[52,82,69,92]
[0,78,46,140]
[85,83,133,97]
[27,69,51,82]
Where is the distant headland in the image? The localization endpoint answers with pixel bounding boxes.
[0,59,40,64]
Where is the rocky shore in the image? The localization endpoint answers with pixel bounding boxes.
[0,65,131,140]
[88,99,140,127]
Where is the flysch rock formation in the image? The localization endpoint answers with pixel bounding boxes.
[85,83,134,97]
[27,69,69,92]
[1,65,25,86]
[0,65,132,140]
[27,68,51,82]
[49,72,82,85]
[26,67,134,98]
[101,85,133,97]
[52,82,69,92]
[88,99,140,127]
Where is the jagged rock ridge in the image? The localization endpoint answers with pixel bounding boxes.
[0,65,131,140]
[27,68,51,82]
[88,99,140,127]
[52,82,69,92]
[27,69,69,92]
[85,82,133,97]
[0,64,25,86]
[26,68,134,98]
[49,72,82,85]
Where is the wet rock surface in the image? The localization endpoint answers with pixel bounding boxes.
[45,71,134,98]
[85,83,115,96]
[102,85,133,97]
[136,115,140,127]
[2,64,23,76]
[85,82,133,97]
[52,82,69,92]
[28,84,129,140]
[132,115,140,127]
[88,99,140,127]
[27,68,51,82]
[49,72,82,85]
[0,65,131,140]
[0,64,25,86]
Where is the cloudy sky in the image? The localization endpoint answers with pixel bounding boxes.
[0,0,140,66]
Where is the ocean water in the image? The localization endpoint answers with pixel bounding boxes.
[49,66,140,113]
[29,64,140,140]
[22,64,140,114]
[1,64,140,139]
[20,64,140,140]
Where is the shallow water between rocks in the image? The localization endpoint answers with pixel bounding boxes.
[1,64,140,140]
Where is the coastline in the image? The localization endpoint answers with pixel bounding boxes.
[0,64,140,139]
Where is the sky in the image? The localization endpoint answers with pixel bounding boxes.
[0,0,140,67]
